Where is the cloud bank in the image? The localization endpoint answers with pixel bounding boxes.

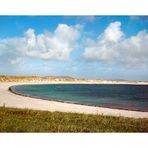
[0,24,82,64]
[1,21,147,67]
[83,21,148,66]
[0,20,148,80]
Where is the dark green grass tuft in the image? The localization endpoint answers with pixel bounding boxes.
[0,107,148,132]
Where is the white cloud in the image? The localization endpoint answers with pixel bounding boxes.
[83,21,148,66]
[118,30,148,65]
[10,57,24,65]
[0,24,82,62]
[83,21,124,61]
[101,21,124,43]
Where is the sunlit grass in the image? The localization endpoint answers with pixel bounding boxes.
[0,75,87,82]
[0,107,148,132]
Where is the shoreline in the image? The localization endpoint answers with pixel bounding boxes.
[1,80,148,85]
[9,84,148,112]
[0,82,148,118]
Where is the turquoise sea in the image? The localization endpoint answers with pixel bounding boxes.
[11,84,148,111]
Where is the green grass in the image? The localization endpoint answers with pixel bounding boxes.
[0,107,148,132]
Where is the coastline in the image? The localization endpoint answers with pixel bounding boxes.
[9,84,148,112]
[0,81,148,118]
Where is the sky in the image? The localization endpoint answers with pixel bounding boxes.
[0,16,148,81]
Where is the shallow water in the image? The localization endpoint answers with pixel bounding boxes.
[12,84,148,111]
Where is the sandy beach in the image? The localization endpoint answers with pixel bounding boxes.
[0,82,148,118]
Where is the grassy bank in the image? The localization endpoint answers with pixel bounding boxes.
[0,107,148,132]
[0,75,86,82]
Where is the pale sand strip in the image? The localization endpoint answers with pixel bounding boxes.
[0,82,148,118]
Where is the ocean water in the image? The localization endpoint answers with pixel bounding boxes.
[12,84,148,111]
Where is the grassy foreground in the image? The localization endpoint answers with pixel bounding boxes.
[0,107,148,132]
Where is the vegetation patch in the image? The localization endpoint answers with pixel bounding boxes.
[0,107,148,132]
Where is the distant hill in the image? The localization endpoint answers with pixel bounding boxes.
[0,75,86,82]
[43,76,74,79]
[0,75,148,84]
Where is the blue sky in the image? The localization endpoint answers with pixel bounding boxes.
[0,16,148,81]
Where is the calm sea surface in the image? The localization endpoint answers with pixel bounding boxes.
[12,84,148,111]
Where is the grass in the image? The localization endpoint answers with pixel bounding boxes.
[0,107,148,132]
[0,75,86,82]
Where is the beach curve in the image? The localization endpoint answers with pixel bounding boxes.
[0,82,148,118]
